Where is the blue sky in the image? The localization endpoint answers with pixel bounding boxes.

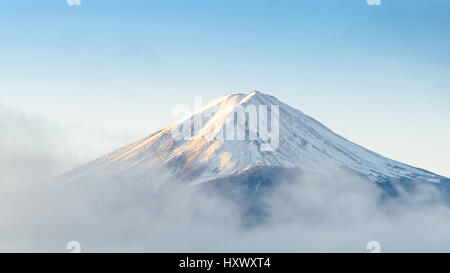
[0,0,449,176]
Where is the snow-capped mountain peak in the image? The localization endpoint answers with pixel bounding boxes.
[62,91,448,186]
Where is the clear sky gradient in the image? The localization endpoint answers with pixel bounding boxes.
[1,0,449,177]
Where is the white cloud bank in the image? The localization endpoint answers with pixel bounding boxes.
[1,167,450,252]
[1,105,450,252]
[0,104,136,193]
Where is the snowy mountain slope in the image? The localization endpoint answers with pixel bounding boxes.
[60,91,449,187]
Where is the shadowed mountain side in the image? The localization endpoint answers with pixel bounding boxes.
[195,166,450,226]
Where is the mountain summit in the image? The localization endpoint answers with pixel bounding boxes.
[62,91,449,189]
